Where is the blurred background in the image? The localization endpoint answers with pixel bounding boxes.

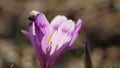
[0,0,120,68]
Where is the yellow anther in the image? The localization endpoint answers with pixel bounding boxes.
[47,35,52,45]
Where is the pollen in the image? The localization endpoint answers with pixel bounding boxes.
[47,35,52,45]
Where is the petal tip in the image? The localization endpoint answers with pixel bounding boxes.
[78,19,82,23]
[21,30,26,33]
[75,19,83,32]
[21,30,30,35]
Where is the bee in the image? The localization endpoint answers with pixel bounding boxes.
[28,10,39,21]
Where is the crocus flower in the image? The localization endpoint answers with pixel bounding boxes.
[21,10,82,68]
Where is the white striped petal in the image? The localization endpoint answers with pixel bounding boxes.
[50,15,67,31]
[49,20,75,55]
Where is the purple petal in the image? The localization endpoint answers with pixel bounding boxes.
[50,20,75,55]
[34,36,48,68]
[21,30,45,66]
[21,30,34,43]
[34,23,48,54]
[34,23,44,41]
[50,15,67,31]
[69,19,82,45]
[35,13,50,34]
[75,19,83,33]
[60,20,75,34]
[21,27,47,68]
[35,13,52,47]
[28,20,34,34]
[56,20,75,48]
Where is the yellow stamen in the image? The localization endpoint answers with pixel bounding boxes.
[47,35,52,45]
